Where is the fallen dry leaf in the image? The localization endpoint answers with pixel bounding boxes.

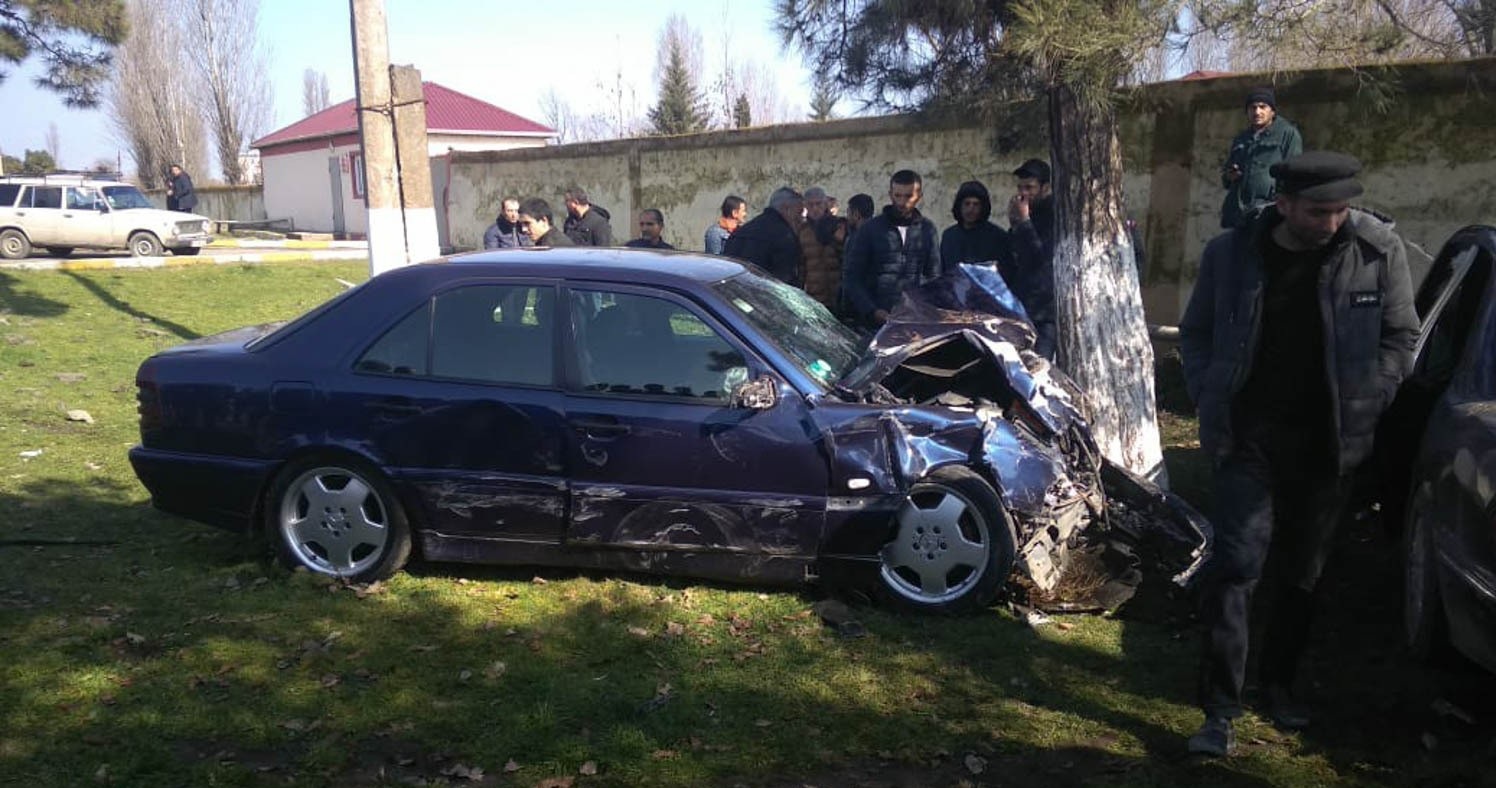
[484,661,507,679]
[65,409,94,424]
[651,749,677,760]
[664,621,685,637]
[579,761,597,775]
[503,759,520,773]
[964,753,988,775]
[531,576,549,585]
[627,626,651,638]
[535,777,574,788]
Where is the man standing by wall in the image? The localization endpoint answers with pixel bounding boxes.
[705,195,747,254]
[484,197,529,249]
[625,209,674,249]
[166,164,197,213]
[1006,160,1057,358]
[723,187,805,287]
[942,180,1055,352]
[1220,87,1303,229]
[843,170,941,329]
[1179,152,1417,756]
[563,188,613,246]
[799,186,846,311]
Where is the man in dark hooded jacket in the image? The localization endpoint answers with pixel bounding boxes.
[942,180,1055,357]
[563,188,614,246]
[843,169,941,328]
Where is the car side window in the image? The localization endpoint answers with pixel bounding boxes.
[30,186,62,209]
[0,184,20,207]
[67,187,98,210]
[570,289,748,401]
[357,300,431,376]
[429,285,555,386]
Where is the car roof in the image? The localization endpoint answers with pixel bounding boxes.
[425,247,752,286]
[0,175,130,188]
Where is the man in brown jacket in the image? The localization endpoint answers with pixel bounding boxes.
[798,186,846,311]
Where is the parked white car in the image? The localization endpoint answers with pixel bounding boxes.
[0,175,213,259]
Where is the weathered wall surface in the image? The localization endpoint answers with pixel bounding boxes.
[445,58,1496,324]
[142,185,267,222]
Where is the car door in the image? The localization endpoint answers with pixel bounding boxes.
[329,279,570,541]
[18,186,63,246]
[561,283,830,561]
[62,186,112,247]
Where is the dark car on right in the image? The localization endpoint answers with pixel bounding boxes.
[1388,225,1496,673]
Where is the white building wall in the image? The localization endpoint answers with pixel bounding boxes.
[427,134,548,156]
[263,135,548,236]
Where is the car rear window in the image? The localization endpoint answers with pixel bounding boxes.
[28,186,63,209]
[0,184,19,207]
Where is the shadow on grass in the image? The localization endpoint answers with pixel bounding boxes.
[1,475,1492,787]
[58,270,201,340]
[0,271,69,318]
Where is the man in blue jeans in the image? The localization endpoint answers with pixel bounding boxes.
[1179,152,1416,756]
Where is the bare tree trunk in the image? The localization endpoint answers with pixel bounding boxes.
[186,0,271,184]
[107,0,208,188]
[1047,85,1166,482]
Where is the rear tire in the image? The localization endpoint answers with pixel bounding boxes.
[266,455,412,582]
[45,246,74,258]
[128,232,163,257]
[0,229,31,260]
[876,466,1014,614]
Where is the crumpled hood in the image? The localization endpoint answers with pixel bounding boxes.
[832,263,1211,593]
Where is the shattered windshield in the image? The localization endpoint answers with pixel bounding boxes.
[712,273,864,388]
[102,185,155,210]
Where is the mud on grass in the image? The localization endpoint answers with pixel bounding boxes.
[1,264,1493,786]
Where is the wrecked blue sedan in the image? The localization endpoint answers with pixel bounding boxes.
[129,250,1207,613]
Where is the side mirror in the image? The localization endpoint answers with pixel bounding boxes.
[730,374,779,410]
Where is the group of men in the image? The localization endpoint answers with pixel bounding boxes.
[482,189,621,250]
[715,161,1060,357]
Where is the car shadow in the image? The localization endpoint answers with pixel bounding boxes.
[58,269,201,340]
[0,271,70,317]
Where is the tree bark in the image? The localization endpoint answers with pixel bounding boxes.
[1047,85,1167,482]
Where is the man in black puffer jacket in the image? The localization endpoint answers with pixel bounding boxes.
[843,169,941,328]
[563,188,614,246]
[1179,152,1417,757]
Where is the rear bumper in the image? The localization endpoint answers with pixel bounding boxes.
[128,446,278,532]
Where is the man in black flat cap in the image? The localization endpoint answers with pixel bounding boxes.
[1179,151,1417,756]
[1220,87,1303,229]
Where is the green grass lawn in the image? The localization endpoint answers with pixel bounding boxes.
[1,263,1492,787]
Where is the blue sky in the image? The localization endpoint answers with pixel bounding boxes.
[1,0,816,173]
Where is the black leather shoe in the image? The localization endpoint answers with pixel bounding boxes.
[1264,685,1311,730]
[1187,716,1235,756]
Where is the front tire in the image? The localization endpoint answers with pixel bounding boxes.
[128,232,163,257]
[0,229,31,260]
[1404,481,1448,661]
[877,466,1014,614]
[267,456,412,582]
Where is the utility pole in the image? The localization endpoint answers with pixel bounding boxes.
[349,0,438,275]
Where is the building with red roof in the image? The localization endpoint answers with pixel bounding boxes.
[251,82,553,236]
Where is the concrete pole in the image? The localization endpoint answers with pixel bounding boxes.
[349,0,404,275]
[390,65,441,261]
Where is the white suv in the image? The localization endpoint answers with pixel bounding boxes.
[0,175,213,260]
